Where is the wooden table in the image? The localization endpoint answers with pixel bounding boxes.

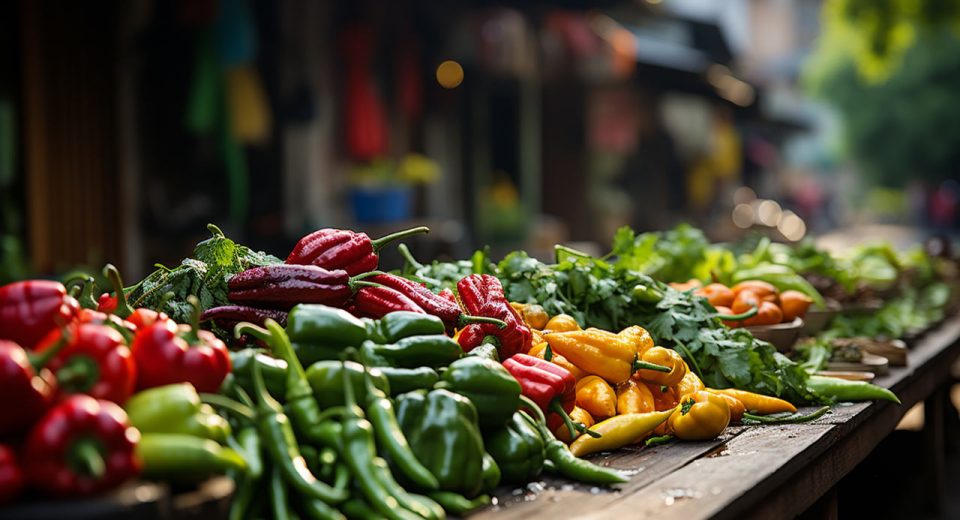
[477,317,960,520]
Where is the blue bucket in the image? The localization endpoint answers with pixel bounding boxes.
[350,186,413,224]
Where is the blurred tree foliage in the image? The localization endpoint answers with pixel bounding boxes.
[804,0,960,186]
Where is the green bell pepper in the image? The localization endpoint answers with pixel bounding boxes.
[287,304,369,347]
[306,360,391,408]
[484,411,545,484]
[480,452,500,493]
[440,356,520,429]
[125,383,231,443]
[359,335,462,369]
[376,311,446,343]
[395,388,486,497]
[378,366,440,395]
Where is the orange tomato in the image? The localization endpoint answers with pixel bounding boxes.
[743,301,784,327]
[780,290,813,322]
[731,290,760,315]
[695,283,735,308]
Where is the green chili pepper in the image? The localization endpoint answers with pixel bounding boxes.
[378,366,440,394]
[270,465,294,520]
[306,360,390,408]
[743,406,831,424]
[125,383,231,443]
[807,375,900,403]
[439,356,521,429]
[368,456,444,520]
[226,423,263,479]
[250,359,348,504]
[287,304,369,347]
[231,349,288,399]
[377,311,446,343]
[362,369,439,490]
[484,411,545,484]
[229,472,259,520]
[395,389,486,496]
[360,335,462,369]
[466,343,500,362]
[136,433,247,482]
[428,491,491,515]
[338,359,424,520]
[341,497,381,520]
[299,494,347,520]
[519,408,627,485]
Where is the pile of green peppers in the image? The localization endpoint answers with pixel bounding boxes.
[209,305,626,519]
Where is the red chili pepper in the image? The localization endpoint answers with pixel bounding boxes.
[456,275,531,359]
[285,226,429,276]
[502,354,597,439]
[24,395,140,496]
[349,282,427,319]
[131,296,231,393]
[227,264,361,310]
[0,444,23,504]
[97,293,118,313]
[100,264,170,331]
[365,273,506,330]
[0,337,68,436]
[200,305,289,331]
[0,280,79,350]
[34,323,137,404]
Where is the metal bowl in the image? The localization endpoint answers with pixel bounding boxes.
[747,317,804,353]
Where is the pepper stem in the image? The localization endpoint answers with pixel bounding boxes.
[633,359,672,373]
[518,395,547,424]
[550,400,601,439]
[71,440,105,479]
[56,356,100,393]
[397,243,424,270]
[544,344,554,362]
[349,280,385,292]
[457,315,508,329]
[29,324,73,370]
[183,295,202,343]
[64,274,98,309]
[158,291,176,313]
[102,264,135,318]
[712,305,758,322]
[200,393,257,422]
[370,226,430,251]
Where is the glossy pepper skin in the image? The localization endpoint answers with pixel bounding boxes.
[286,226,430,277]
[544,328,669,385]
[575,376,617,419]
[440,355,521,429]
[200,305,289,331]
[501,354,594,439]
[306,360,390,409]
[544,313,580,332]
[395,388,486,497]
[25,395,141,496]
[0,444,23,504]
[376,311,446,342]
[709,387,797,414]
[484,411,544,484]
[456,275,532,359]
[616,379,655,415]
[349,283,426,319]
[0,280,79,350]
[35,323,136,404]
[634,346,687,387]
[569,408,676,457]
[286,304,370,364]
[675,367,706,399]
[668,391,731,441]
[228,264,356,310]
[360,335,462,369]
[367,273,506,331]
[551,406,594,443]
[136,433,246,482]
[125,383,231,443]
[0,339,61,436]
[527,342,588,380]
[131,296,231,393]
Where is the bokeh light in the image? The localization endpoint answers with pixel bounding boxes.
[436,60,464,89]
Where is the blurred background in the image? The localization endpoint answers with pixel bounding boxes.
[1,0,959,281]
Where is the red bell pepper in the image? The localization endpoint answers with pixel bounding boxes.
[34,323,137,404]
[0,444,23,504]
[285,226,429,276]
[24,395,140,496]
[0,337,69,436]
[131,296,231,393]
[456,275,532,359]
[502,354,597,439]
[0,280,79,350]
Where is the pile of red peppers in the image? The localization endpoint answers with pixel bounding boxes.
[0,264,231,501]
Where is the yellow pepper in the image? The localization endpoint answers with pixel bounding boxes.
[618,325,655,357]
[527,342,589,380]
[522,304,549,330]
[575,376,617,419]
[544,314,581,332]
[641,381,679,436]
[708,391,745,423]
[708,388,797,415]
[616,379,655,414]
[552,406,594,443]
[668,391,731,441]
[635,346,686,387]
[529,329,546,350]
[675,366,705,399]
[545,328,669,384]
[569,408,676,457]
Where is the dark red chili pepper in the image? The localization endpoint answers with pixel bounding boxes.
[366,273,506,330]
[349,282,427,319]
[0,444,23,504]
[131,296,231,393]
[228,264,362,310]
[201,305,289,332]
[456,275,531,359]
[34,323,137,404]
[0,280,79,350]
[502,354,597,439]
[285,226,429,276]
[24,394,141,497]
[0,337,69,436]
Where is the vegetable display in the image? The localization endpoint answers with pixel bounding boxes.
[0,220,950,518]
